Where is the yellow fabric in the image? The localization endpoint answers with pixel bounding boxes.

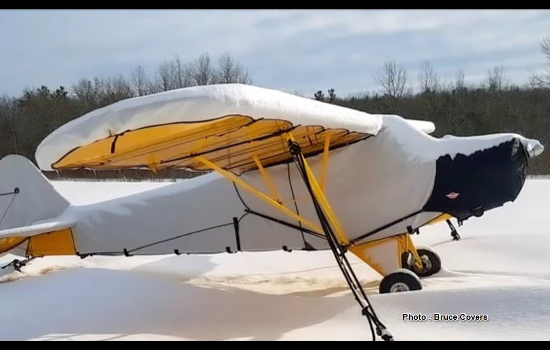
[348,243,387,276]
[26,229,76,256]
[320,133,331,191]
[51,115,368,174]
[0,229,76,257]
[426,214,452,225]
[0,236,27,255]
[349,233,422,276]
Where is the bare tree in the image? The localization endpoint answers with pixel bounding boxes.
[543,35,550,61]
[150,56,192,93]
[529,35,550,87]
[71,78,98,104]
[374,60,409,99]
[172,54,192,89]
[454,69,466,92]
[189,53,216,86]
[131,64,148,96]
[155,61,173,92]
[418,60,440,93]
[145,79,162,95]
[217,52,253,84]
[100,75,129,97]
[76,75,133,106]
[486,64,507,91]
[135,53,252,94]
[111,75,133,98]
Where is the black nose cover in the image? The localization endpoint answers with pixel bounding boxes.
[422,137,528,222]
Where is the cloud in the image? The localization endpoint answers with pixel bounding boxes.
[0,10,548,98]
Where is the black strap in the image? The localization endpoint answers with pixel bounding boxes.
[348,209,423,246]
[0,187,19,197]
[233,217,241,251]
[0,189,18,227]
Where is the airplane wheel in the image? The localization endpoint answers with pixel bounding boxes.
[379,269,422,294]
[411,247,442,278]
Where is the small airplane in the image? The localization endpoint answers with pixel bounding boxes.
[0,84,544,341]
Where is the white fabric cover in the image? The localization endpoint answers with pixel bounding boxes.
[33,115,542,256]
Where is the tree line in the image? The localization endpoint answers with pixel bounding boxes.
[1,37,549,180]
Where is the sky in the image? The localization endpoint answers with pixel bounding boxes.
[0,9,549,98]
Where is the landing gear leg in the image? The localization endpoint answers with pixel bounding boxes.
[0,256,34,277]
[403,245,442,277]
[351,231,443,295]
[447,219,461,241]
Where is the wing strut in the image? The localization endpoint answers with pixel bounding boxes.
[195,132,394,341]
[284,134,393,341]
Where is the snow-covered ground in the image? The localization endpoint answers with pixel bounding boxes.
[1,178,550,341]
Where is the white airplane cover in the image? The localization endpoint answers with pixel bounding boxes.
[0,84,544,262]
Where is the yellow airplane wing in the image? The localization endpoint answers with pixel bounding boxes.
[35,84,433,175]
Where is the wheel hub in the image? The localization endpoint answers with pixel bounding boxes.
[420,255,432,271]
[390,282,410,292]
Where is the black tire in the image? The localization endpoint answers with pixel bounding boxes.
[412,248,442,278]
[379,269,422,294]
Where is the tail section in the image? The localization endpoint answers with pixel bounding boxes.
[0,155,74,260]
[0,154,70,231]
